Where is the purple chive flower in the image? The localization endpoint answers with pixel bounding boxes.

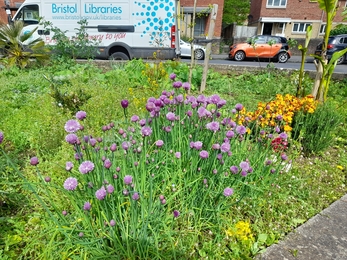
[197,107,207,118]
[63,177,78,191]
[122,141,130,150]
[76,111,87,120]
[226,130,235,139]
[132,192,140,201]
[145,101,156,112]
[95,186,107,200]
[166,112,176,121]
[64,119,81,133]
[221,142,230,153]
[186,110,193,117]
[65,133,79,144]
[141,126,153,136]
[156,140,164,147]
[110,219,116,226]
[279,132,288,139]
[281,153,288,161]
[276,115,283,121]
[124,175,133,185]
[236,125,247,135]
[66,161,74,171]
[241,171,248,177]
[266,160,272,165]
[62,210,67,216]
[131,115,140,122]
[223,187,234,197]
[182,82,190,90]
[199,150,209,159]
[173,210,180,218]
[110,143,117,152]
[173,81,182,88]
[89,138,97,147]
[212,143,220,150]
[206,121,220,132]
[235,103,244,111]
[121,99,129,109]
[240,161,250,171]
[0,131,3,144]
[107,184,114,194]
[79,232,84,237]
[83,201,91,210]
[175,152,181,159]
[30,157,39,166]
[175,94,184,103]
[169,73,176,80]
[275,126,280,133]
[79,161,95,174]
[194,141,203,150]
[44,176,51,182]
[230,166,239,174]
[159,195,165,200]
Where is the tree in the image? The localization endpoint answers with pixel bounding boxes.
[222,0,250,25]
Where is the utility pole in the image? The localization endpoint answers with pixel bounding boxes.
[200,4,218,93]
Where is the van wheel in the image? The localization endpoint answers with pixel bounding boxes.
[194,49,204,60]
[110,52,129,60]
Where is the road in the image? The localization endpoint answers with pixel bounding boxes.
[180,56,347,75]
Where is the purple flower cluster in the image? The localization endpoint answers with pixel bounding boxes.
[79,161,95,174]
[64,120,81,133]
[95,186,107,200]
[64,177,78,191]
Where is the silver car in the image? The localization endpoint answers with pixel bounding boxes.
[179,40,206,60]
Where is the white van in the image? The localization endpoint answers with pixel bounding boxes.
[11,0,180,60]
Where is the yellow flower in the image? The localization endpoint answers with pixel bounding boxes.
[337,165,344,170]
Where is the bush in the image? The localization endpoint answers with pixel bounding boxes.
[291,101,343,155]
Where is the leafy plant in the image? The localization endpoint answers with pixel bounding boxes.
[0,21,49,68]
[42,19,100,60]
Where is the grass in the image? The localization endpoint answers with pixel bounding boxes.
[0,59,346,259]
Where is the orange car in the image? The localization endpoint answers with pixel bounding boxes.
[229,35,291,63]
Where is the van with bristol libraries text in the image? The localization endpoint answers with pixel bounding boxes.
[10,0,181,60]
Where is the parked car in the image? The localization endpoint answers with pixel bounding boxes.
[228,35,291,63]
[315,34,347,64]
[180,40,206,60]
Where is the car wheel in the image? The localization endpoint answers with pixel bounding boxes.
[109,52,129,60]
[194,49,205,60]
[234,51,245,61]
[278,52,289,63]
[336,55,345,65]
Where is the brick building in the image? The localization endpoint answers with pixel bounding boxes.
[249,0,347,39]
[179,0,224,39]
[0,0,23,24]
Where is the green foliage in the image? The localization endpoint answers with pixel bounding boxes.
[0,21,50,68]
[297,25,312,97]
[222,0,250,25]
[330,24,347,35]
[291,101,343,155]
[42,19,100,60]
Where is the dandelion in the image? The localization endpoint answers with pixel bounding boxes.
[76,111,87,120]
[83,201,91,210]
[30,157,39,166]
[66,161,74,171]
[95,186,107,200]
[132,192,140,201]
[64,119,81,133]
[223,187,234,197]
[63,177,78,191]
[199,150,209,159]
[124,175,133,185]
[79,161,95,174]
[173,210,180,218]
[120,99,129,109]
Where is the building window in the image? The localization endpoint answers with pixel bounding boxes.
[194,16,206,36]
[292,23,311,33]
[266,0,287,8]
[320,24,326,34]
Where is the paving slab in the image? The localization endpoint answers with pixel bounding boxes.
[255,194,347,260]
